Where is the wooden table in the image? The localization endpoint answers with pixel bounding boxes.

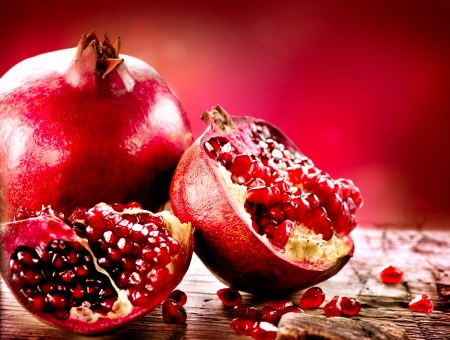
[1,220,449,339]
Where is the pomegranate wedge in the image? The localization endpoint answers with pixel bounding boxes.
[170,105,361,296]
[0,203,193,334]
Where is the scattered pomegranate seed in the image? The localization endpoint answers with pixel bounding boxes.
[251,321,278,340]
[409,294,434,313]
[162,299,187,324]
[265,299,293,317]
[167,289,188,306]
[230,318,254,336]
[323,296,341,317]
[258,306,278,325]
[234,304,261,320]
[217,287,242,306]
[340,297,361,316]
[279,304,304,316]
[379,266,404,284]
[299,287,325,309]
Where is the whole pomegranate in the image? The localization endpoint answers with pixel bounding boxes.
[0,202,194,334]
[0,31,193,222]
[170,105,362,296]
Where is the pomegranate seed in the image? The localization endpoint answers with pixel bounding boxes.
[258,306,278,324]
[273,220,294,247]
[124,201,142,209]
[28,293,48,311]
[234,304,261,320]
[20,269,42,286]
[16,249,39,266]
[340,297,361,316]
[230,318,254,336]
[247,186,272,205]
[217,287,242,306]
[162,299,187,324]
[323,296,341,317]
[71,283,86,299]
[48,293,67,309]
[266,299,293,317]
[299,287,325,309]
[279,305,304,316]
[409,294,434,313]
[167,289,187,306]
[379,266,404,284]
[251,321,278,340]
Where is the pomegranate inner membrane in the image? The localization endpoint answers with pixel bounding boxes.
[204,122,362,261]
[7,203,184,322]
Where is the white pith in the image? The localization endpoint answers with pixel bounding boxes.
[69,203,191,322]
[218,164,351,263]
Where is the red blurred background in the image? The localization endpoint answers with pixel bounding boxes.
[2,0,450,227]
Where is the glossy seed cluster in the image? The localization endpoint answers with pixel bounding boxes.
[9,240,117,320]
[204,122,363,248]
[68,202,181,306]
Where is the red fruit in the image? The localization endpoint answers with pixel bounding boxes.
[251,321,279,340]
[0,31,193,222]
[162,299,187,324]
[217,287,242,306]
[340,297,361,316]
[279,305,304,316]
[170,105,360,295]
[266,299,293,317]
[0,203,193,334]
[379,266,404,284]
[167,289,188,306]
[323,296,341,317]
[258,306,278,325]
[234,304,261,320]
[299,287,325,309]
[409,294,434,313]
[230,318,254,336]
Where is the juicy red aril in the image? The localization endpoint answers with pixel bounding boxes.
[279,305,303,316]
[299,287,325,309]
[162,299,187,324]
[340,297,361,316]
[380,266,404,284]
[217,287,242,306]
[203,124,363,250]
[72,203,181,305]
[258,306,278,325]
[251,321,279,340]
[409,294,434,313]
[167,289,187,306]
[9,242,117,320]
[265,299,293,317]
[230,318,254,336]
[234,304,261,320]
[323,296,341,317]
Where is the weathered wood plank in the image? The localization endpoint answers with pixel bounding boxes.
[1,227,449,339]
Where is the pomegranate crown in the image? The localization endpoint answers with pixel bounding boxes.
[75,30,124,78]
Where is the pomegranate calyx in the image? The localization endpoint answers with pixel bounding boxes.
[74,31,124,78]
[201,105,235,133]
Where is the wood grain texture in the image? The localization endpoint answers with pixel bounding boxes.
[1,225,449,340]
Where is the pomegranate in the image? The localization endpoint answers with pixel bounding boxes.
[0,31,193,222]
[170,105,361,295]
[0,203,193,334]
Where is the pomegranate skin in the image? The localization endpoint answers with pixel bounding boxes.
[170,106,355,296]
[0,32,193,222]
[0,205,194,334]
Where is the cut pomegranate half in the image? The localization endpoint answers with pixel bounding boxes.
[171,105,361,296]
[0,203,193,334]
